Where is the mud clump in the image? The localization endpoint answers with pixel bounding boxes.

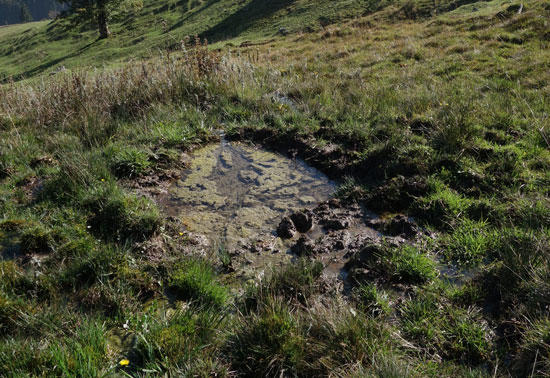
[365,175,428,213]
[322,218,351,231]
[278,210,314,238]
[277,216,297,239]
[290,210,313,233]
[276,198,433,292]
[344,243,387,283]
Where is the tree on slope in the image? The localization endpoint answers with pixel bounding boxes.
[57,0,116,39]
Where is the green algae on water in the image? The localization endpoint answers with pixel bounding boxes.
[161,140,336,248]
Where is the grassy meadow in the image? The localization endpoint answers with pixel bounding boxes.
[0,0,385,81]
[1,0,550,376]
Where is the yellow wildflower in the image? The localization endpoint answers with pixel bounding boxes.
[119,359,130,366]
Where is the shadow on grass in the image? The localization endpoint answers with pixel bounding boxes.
[169,0,220,32]
[11,39,97,81]
[200,0,296,42]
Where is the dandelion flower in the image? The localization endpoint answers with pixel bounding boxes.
[119,359,130,366]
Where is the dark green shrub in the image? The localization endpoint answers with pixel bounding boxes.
[60,246,121,290]
[401,289,492,363]
[335,176,365,203]
[240,258,324,314]
[76,284,120,316]
[0,294,20,336]
[267,258,324,302]
[0,219,26,232]
[230,298,304,377]
[442,218,497,266]
[136,305,225,368]
[515,318,550,376]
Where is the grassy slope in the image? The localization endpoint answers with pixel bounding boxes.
[1,0,550,376]
[0,21,49,38]
[0,0,382,81]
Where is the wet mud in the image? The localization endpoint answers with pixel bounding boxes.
[156,137,428,285]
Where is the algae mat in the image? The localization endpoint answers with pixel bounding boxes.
[162,140,336,249]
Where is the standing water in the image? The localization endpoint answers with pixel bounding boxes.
[161,138,336,255]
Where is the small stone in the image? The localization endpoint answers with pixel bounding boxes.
[315,202,330,212]
[277,216,296,239]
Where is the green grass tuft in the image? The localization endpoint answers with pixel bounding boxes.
[168,259,228,310]
[354,283,391,317]
[84,184,161,242]
[391,244,438,285]
[106,144,152,178]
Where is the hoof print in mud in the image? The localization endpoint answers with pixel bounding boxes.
[387,214,418,237]
[345,243,385,270]
[322,218,350,231]
[328,198,342,208]
[344,243,384,276]
[290,210,313,233]
[291,235,315,256]
[344,243,385,283]
[277,216,297,239]
[332,230,351,250]
[368,215,418,238]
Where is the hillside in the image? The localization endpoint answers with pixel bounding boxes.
[0,0,387,81]
[1,0,550,376]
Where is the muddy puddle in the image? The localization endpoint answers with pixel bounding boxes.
[160,138,339,276]
[158,137,438,287]
[162,138,335,242]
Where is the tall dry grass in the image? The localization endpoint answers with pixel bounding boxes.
[0,38,233,132]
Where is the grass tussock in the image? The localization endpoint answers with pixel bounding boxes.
[167,258,228,310]
[230,295,398,378]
